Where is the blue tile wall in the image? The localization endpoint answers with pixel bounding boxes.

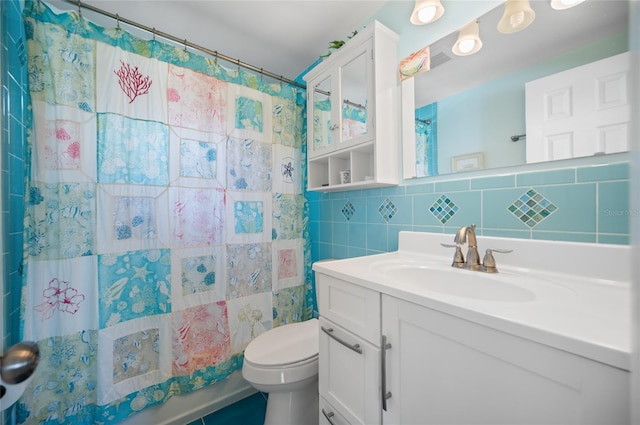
[2,0,27,354]
[309,162,630,262]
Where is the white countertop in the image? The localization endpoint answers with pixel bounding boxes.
[313,231,631,371]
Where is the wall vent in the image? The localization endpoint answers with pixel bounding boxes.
[430,51,452,69]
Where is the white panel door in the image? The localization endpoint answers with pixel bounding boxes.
[526,52,630,163]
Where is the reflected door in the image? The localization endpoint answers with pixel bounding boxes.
[526,52,630,163]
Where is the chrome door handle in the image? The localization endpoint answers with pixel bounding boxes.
[321,326,363,354]
[381,334,392,411]
[322,408,337,425]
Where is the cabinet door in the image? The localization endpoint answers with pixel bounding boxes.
[339,39,373,149]
[319,317,381,425]
[382,295,630,425]
[309,72,336,157]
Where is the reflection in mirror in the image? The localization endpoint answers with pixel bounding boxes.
[341,51,369,142]
[312,76,331,152]
[404,0,629,178]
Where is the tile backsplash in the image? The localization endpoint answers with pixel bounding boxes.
[308,161,630,263]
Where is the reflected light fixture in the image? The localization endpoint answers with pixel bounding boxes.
[497,0,536,34]
[410,0,445,25]
[452,21,482,56]
[550,0,586,9]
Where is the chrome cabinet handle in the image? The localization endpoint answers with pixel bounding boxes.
[381,335,392,411]
[321,326,363,354]
[321,408,337,425]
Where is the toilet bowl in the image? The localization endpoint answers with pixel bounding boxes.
[242,318,319,425]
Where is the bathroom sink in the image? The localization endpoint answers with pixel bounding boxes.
[371,260,536,302]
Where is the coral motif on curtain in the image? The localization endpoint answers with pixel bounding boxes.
[18,1,311,423]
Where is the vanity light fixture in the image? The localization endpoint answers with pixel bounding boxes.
[497,0,536,33]
[452,21,482,56]
[550,0,586,9]
[410,0,445,25]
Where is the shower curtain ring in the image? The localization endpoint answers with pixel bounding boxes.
[152,27,156,41]
[183,39,188,52]
[77,0,82,19]
[115,14,120,31]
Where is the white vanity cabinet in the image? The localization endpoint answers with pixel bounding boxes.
[304,21,399,192]
[315,274,630,425]
[381,296,630,425]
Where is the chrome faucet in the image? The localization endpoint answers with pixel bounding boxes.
[441,224,513,273]
[454,224,481,270]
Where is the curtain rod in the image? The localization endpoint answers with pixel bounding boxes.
[61,0,307,90]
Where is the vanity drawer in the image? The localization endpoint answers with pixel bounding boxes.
[316,273,380,345]
[320,396,351,425]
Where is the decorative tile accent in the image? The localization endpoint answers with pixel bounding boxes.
[508,189,558,228]
[378,198,398,223]
[342,201,355,221]
[429,194,459,224]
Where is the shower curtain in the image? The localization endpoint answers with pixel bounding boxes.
[18,1,311,423]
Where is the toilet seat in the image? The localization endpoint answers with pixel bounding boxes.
[242,318,319,388]
[244,318,318,367]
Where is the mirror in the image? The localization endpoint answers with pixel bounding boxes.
[310,47,370,155]
[312,76,332,152]
[403,0,629,178]
[341,51,369,142]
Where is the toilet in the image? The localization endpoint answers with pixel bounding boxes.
[242,318,319,425]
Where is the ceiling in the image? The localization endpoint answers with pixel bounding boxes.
[416,0,629,106]
[44,0,630,95]
[48,0,393,82]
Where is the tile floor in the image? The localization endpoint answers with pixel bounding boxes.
[187,392,267,425]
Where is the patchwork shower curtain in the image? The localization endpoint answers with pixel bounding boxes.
[18,1,311,423]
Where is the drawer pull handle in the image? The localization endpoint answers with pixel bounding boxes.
[321,326,363,354]
[381,334,392,411]
[322,408,337,425]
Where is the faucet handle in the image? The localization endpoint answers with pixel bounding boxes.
[482,248,513,273]
[440,243,465,267]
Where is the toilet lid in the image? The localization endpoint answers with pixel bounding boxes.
[244,318,319,367]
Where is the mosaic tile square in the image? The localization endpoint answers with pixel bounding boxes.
[508,189,558,228]
[342,201,356,221]
[378,198,397,223]
[429,194,459,224]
